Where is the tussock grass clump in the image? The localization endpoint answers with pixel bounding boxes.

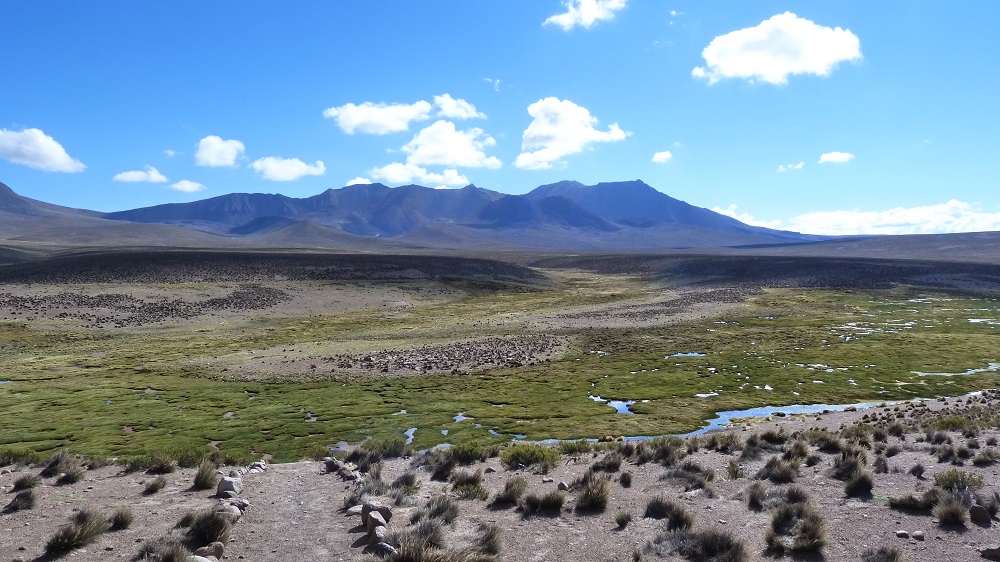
[726,459,743,479]
[451,469,488,500]
[109,506,134,530]
[559,440,593,456]
[761,428,789,445]
[475,522,503,555]
[13,474,41,491]
[144,475,168,495]
[57,462,86,485]
[887,488,944,513]
[427,450,457,481]
[644,496,694,530]
[861,545,906,562]
[395,519,446,550]
[830,446,868,481]
[933,468,984,493]
[782,440,810,463]
[366,436,407,459]
[5,489,36,512]
[765,499,827,553]
[756,456,797,483]
[806,429,844,453]
[932,494,967,526]
[592,452,623,472]
[491,476,528,506]
[144,452,179,475]
[136,539,189,562]
[183,510,232,545]
[521,490,565,516]
[614,511,632,528]
[972,448,999,466]
[193,460,218,490]
[40,450,73,477]
[420,494,460,524]
[645,528,749,562]
[976,491,1000,518]
[575,474,611,512]
[620,471,633,487]
[909,462,925,478]
[844,469,875,497]
[501,443,559,472]
[663,459,715,490]
[651,437,687,466]
[46,508,109,554]
[873,455,889,474]
[704,432,743,454]
[746,481,767,511]
[449,442,498,464]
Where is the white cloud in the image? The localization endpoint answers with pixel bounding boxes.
[0,128,85,172]
[113,165,168,183]
[483,77,501,92]
[323,100,432,135]
[692,12,861,85]
[819,151,855,164]
[515,97,630,170]
[195,136,245,167]
[712,205,782,229]
[170,180,205,193]
[345,177,372,186]
[164,149,177,158]
[544,0,627,30]
[368,162,469,188]
[250,157,326,181]
[714,200,1000,235]
[777,162,805,172]
[403,120,500,169]
[434,94,485,119]
[652,150,673,163]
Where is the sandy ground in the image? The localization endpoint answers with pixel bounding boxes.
[5,393,1000,562]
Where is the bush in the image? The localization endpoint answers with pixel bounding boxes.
[5,489,36,512]
[475,522,503,555]
[830,447,867,481]
[559,440,593,456]
[646,528,749,562]
[13,474,41,491]
[501,444,560,472]
[521,490,565,515]
[145,452,179,475]
[424,494,460,524]
[756,457,796,483]
[747,481,767,511]
[46,509,109,554]
[644,496,694,530]
[888,488,944,513]
[909,463,925,478]
[0,447,44,467]
[620,471,633,488]
[492,476,528,506]
[57,462,86,485]
[144,475,168,495]
[109,506,134,530]
[934,468,984,492]
[575,474,611,512]
[972,449,999,467]
[449,442,494,464]
[844,469,875,497]
[193,460,218,490]
[184,510,232,545]
[451,469,487,500]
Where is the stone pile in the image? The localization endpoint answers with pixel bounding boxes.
[345,501,398,556]
[324,457,362,482]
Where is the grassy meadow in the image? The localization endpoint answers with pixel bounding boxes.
[1,268,999,463]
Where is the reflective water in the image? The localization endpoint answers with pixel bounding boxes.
[666,352,706,358]
[589,395,636,414]
[404,427,417,444]
[454,412,467,422]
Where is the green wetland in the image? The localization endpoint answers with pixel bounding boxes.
[1,251,998,462]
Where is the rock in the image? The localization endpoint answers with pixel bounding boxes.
[217,476,243,496]
[337,467,358,480]
[557,481,569,491]
[215,503,242,522]
[369,525,388,546]
[542,477,554,483]
[373,542,398,557]
[970,504,992,524]
[188,557,215,562]
[345,505,364,516]
[366,511,387,533]
[220,490,241,499]
[895,530,909,538]
[982,545,1000,560]
[228,498,251,511]
[912,531,924,541]
[718,519,727,524]
[362,502,393,525]
[195,542,225,559]
[484,466,497,474]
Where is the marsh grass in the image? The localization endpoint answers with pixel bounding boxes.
[501,444,559,472]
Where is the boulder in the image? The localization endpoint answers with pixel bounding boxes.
[369,525,388,546]
[970,504,992,525]
[373,542,398,557]
[982,545,1000,560]
[362,502,393,525]
[195,542,225,559]
[895,530,908,538]
[215,503,242,522]
[217,476,243,496]
[345,505,364,516]
[366,511,387,533]
[912,531,925,541]
[557,482,569,491]
[484,466,497,474]
[188,557,215,562]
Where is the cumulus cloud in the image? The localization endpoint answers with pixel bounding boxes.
[434,94,485,119]
[195,136,245,167]
[170,180,205,193]
[345,177,372,186]
[544,0,627,30]
[515,97,629,170]
[113,165,168,183]
[714,200,1000,235]
[819,151,855,164]
[777,162,805,172]
[652,151,673,163]
[402,120,500,169]
[692,12,861,85]
[323,100,432,135]
[368,162,469,188]
[250,157,326,181]
[0,128,85,172]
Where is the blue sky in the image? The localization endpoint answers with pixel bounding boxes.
[2,1,999,235]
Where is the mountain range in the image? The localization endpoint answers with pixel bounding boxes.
[3,179,817,251]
